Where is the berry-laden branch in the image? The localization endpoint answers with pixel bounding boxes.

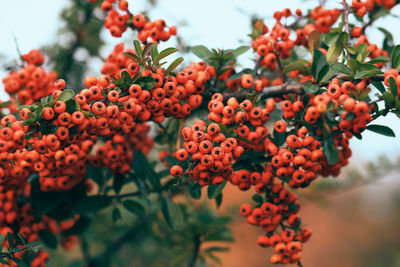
[0,0,400,266]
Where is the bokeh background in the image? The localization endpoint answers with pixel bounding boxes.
[1,1,400,266]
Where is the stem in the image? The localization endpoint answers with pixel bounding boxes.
[342,0,351,43]
[297,260,304,267]
[188,234,201,267]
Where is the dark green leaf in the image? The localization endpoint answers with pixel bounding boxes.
[367,56,389,64]
[323,139,339,165]
[160,196,183,229]
[189,183,202,199]
[391,44,400,69]
[354,63,382,79]
[311,49,327,80]
[330,62,352,75]
[0,234,5,245]
[133,40,143,59]
[207,181,227,199]
[6,233,13,248]
[136,76,155,90]
[388,76,398,97]
[252,194,263,204]
[366,124,396,137]
[57,89,75,102]
[371,81,386,94]
[282,59,310,74]
[151,43,159,61]
[113,173,125,194]
[38,230,57,249]
[123,200,144,215]
[273,129,286,146]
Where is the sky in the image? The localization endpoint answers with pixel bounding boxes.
[0,0,400,162]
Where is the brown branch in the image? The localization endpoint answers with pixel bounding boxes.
[222,73,385,101]
[342,0,351,43]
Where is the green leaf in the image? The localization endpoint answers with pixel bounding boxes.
[303,83,319,94]
[6,233,13,248]
[191,45,213,61]
[64,216,91,235]
[0,234,5,245]
[354,63,382,79]
[326,32,347,63]
[347,59,360,74]
[330,62,352,75]
[72,195,112,214]
[317,65,333,84]
[282,59,310,74]
[151,43,159,61]
[133,40,143,59]
[17,233,26,245]
[356,43,369,62]
[311,49,327,80]
[135,76,155,90]
[123,200,144,215]
[26,241,41,253]
[367,56,389,64]
[391,44,400,69]
[165,57,184,75]
[371,81,386,94]
[57,89,75,102]
[123,52,140,63]
[207,181,227,199]
[153,47,178,64]
[273,129,286,146]
[160,196,183,229]
[366,124,396,137]
[113,173,125,194]
[323,139,339,165]
[252,194,263,204]
[388,76,398,97]
[142,43,154,58]
[232,46,250,57]
[188,183,202,199]
[38,230,57,249]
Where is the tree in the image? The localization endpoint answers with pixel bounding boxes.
[0,0,399,266]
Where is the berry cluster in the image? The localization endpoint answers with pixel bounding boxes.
[2,50,57,105]
[170,119,244,186]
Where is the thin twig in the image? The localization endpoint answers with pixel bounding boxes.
[342,0,351,43]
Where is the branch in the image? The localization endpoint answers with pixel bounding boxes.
[342,0,351,42]
[222,73,385,101]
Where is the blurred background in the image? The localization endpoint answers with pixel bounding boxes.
[1,0,400,266]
